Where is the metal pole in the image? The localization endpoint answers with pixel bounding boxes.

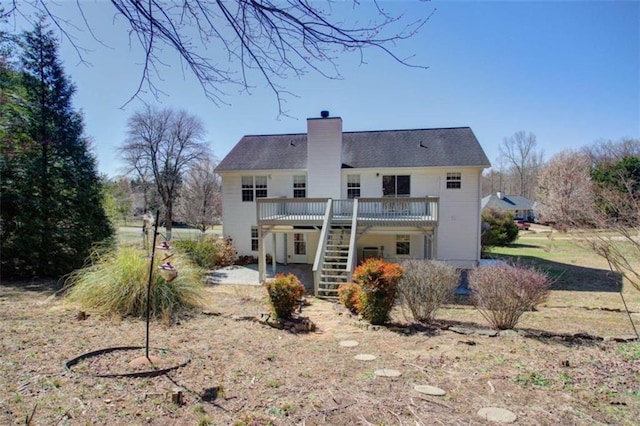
[146,210,160,359]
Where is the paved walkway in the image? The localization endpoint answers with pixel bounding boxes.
[206,263,314,292]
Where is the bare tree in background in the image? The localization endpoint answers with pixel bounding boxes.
[121,147,155,213]
[177,156,222,234]
[499,131,543,199]
[119,105,209,239]
[579,139,640,294]
[535,150,594,229]
[583,138,640,163]
[5,1,433,110]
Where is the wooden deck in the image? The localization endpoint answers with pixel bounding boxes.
[257,197,438,227]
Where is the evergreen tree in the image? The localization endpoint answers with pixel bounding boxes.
[0,19,112,278]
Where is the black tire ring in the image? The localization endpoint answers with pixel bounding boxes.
[65,346,190,378]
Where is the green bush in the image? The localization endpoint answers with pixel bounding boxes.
[353,259,403,325]
[173,236,237,269]
[481,207,520,252]
[398,260,460,323]
[338,282,363,314]
[468,263,551,330]
[65,244,208,319]
[264,273,305,319]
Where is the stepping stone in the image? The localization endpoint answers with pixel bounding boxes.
[374,369,401,377]
[477,407,517,423]
[339,340,359,348]
[354,354,377,361]
[414,385,446,396]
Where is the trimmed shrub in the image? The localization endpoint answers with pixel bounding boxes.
[353,258,403,325]
[468,263,551,330]
[398,260,460,323]
[481,207,519,252]
[265,273,305,319]
[65,245,208,319]
[173,236,237,269]
[338,282,363,314]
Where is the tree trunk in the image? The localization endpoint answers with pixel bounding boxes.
[164,200,173,241]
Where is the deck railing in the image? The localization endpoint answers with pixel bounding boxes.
[257,198,329,224]
[257,197,438,225]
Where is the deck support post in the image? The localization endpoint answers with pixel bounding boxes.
[258,227,266,282]
[271,232,277,277]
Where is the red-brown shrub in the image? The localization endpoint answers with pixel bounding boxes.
[352,258,403,325]
[468,264,551,330]
[264,273,305,319]
[338,282,362,313]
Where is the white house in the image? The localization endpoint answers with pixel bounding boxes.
[215,112,491,297]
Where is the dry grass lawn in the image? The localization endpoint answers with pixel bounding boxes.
[1,230,639,425]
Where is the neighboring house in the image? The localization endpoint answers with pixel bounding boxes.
[481,192,536,222]
[215,112,491,297]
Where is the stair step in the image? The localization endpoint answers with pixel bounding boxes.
[321,274,348,279]
[317,285,341,291]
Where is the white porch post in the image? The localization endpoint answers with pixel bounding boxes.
[258,227,267,282]
[283,234,288,265]
[271,232,277,277]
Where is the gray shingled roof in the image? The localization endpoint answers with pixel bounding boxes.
[481,194,535,211]
[216,127,490,172]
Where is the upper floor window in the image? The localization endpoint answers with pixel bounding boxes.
[383,175,410,197]
[293,175,306,198]
[242,176,268,201]
[347,174,360,199]
[446,172,461,189]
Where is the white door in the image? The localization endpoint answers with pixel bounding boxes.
[291,233,307,263]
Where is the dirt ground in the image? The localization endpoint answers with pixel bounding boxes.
[1,281,639,426]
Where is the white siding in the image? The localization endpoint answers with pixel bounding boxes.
[222,162,483,267]
[435,168,482,267]
[343,166,482,267]
[307,117,342,198]
[221,171,314,258]
[220,173,257,255]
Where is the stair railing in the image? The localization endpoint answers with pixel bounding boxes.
[312,199,333,296]
[346,198,359,282]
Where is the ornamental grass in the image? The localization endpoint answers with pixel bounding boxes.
[65,244,208,319]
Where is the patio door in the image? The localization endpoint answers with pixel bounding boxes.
[291,233,307,263]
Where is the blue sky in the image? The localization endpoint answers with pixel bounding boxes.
[5,1,639,178]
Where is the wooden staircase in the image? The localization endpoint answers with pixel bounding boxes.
[316,225,352,298]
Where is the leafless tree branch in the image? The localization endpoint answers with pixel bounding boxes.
[5,0,434,113]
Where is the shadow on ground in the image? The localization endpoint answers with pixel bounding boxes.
[487,254,622,292]
[0,279,63,293]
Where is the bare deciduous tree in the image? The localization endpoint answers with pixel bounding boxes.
[583,138,640,165]
[535,150,594,229]
[177,156,222,234]
[499,131,543,199]
[119,105,209,239]
[579,140,640,294]
[7,1,433,111]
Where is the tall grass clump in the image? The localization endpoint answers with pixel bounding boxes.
[353,259,403,325]
[65,245,208,319]
[468,263,551,330]
[173,236,237,269]
[264,273,305,319]
[398,260,460,323]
